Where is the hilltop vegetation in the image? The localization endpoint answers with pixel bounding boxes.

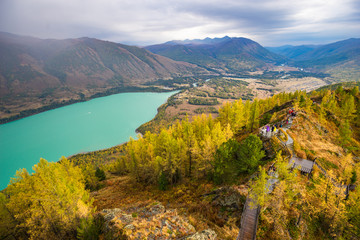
[0,91,297,239]
[252,84,360,239]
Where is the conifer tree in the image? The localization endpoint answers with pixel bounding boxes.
[212,139,241,184]
[237,134,265,173]
[339,120,352,148]
[249,167,269,208]
[218,101,233,128]
[351,86,359,96]
[248,99,260,131]
[347,180,360,237]
[308,170,347,238]
[341,94,356,120]
[232,99,245,132]
[182,117,195,178]
[342,154,354,185]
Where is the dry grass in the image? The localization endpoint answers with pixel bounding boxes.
[92,175,242,238]
[287,112,347,176]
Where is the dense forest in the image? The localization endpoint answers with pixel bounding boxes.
[1,83,359,239]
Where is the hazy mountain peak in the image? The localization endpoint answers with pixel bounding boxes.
[146,36,285,72]
[164,36,233,46]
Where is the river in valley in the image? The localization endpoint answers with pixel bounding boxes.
[0,91,177,190]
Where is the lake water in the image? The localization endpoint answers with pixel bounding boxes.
[0,91,176,190]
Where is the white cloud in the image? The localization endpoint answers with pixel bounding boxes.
[0,0,359,46]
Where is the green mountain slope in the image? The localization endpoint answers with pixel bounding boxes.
[145,37,286,72]
[266,44,319,59]
[297,39,360,81]
[267,38,360,81]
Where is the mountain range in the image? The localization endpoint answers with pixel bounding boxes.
[1,32,359,122]
[147,36,360,80]
[145,36,285,73]
[0,32,212,122]
[0,32,208,98]
[266,38,360,80]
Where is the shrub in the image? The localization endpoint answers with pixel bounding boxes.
[350,170,357,184]
[158,171,168,191]
[77,215,104,240]
[213,135,265,184]
[293,139,306,159]
[95,167,106,181]
[278,128,288,142]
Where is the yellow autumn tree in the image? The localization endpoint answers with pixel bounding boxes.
[3,158,93,240]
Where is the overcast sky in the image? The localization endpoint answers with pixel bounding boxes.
[0,0,359,46]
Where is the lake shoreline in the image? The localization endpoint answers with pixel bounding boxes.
[0,91,178,190]
[0,86,182,125]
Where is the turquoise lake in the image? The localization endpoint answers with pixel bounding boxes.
[0,91,176,190]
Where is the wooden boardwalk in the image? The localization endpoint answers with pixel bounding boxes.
[236,195,260,240]
[238,112,356,239]
[237,117,296,240]
[282,122,314,174]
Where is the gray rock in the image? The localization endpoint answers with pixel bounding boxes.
[149,203,166,215]
[211,187,242,210]
[118,213,133,225]
[186,229,217,240]
[124,224,135,230]
[102,208,123,221]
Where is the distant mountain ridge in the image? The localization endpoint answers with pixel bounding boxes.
[145,36,286,72]
[266,45,320,59]
[0,32,207,96]
[294,38,360,62]
[164,36,232,46]
[0,32,209,122]
[266,38,360,80]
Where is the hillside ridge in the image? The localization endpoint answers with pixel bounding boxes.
[0,32,210,123]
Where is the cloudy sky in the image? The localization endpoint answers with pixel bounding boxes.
[0,0,359,46]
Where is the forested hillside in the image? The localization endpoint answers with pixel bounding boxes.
[1,84,359,239]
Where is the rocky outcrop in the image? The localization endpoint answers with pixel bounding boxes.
[204,186,245,211]
[101,202,217,239]
[186,229,217,240]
